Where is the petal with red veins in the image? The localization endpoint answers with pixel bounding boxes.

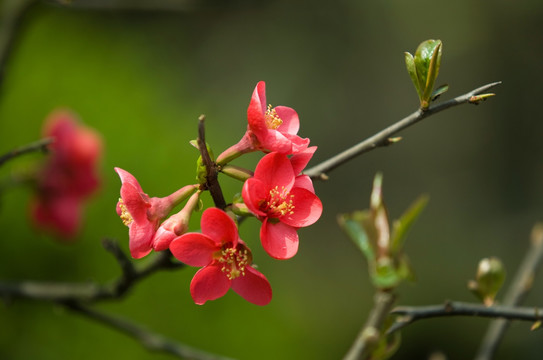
[200,208,238,246]
[190,265,231,305]
[261,220,299,259]
[170,233,217,266]
[231,266,272,306]
[281,187,323,227]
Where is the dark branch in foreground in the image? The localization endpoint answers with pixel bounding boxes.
[304,81,501,180]
[388,301,543,335]
[64,302,236,360]
[197,114,227,210]
[0,137,53,167]
[474,223,543,360]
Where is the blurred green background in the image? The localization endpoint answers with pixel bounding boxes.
[1,0,543,359]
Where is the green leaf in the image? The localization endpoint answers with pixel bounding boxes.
[390,195,429,255]
[431,84,449,101]
[373,257,401,289]
[194,142,215,185]
[404,52,423,100]
[337,212,375,261]
[421,41,442,107]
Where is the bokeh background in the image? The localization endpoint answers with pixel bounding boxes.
[1,0,543,359]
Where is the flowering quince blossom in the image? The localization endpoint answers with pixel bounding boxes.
[242,150,322,259]
[169,207,272,306]
[152,191,201,251]
[216,81,309,164]
[115,167,197,259]
[30,109,102,238]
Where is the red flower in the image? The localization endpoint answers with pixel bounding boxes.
[170,208,272,306]
[152,191,201,251]
[115,167,196,259]
[242,151,322,259]
[216,81,309,164]
[31,110,102,238]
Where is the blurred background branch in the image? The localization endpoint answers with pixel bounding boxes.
[63,301,236,360]
[0,238,184,302]
[0,137,52,167]
[475,223,543,360]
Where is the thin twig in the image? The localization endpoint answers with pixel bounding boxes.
[388,301,543,335]
[197,114,226,210]
[0,0,36,91]
[0,239,184,303]
[343,291,396,360]
[304,81,501,180]
[474,223,543,360]
[63,301,236,360]
[0,137,53,167]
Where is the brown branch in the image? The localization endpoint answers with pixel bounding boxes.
[388,301,543,335]
[343,291,397,360]
[63,301,236,360]
[0,137,53,167]
[197,114,226,210]
[474,223,543,360]
[304,81,502,180]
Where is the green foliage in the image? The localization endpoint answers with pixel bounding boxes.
[404,39,443,109]
[338,173,427,290]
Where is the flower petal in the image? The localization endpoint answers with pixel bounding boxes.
[190,265,231,305]
[247,81,268,138]
[169,233,217,266]
[200,208,238,246]
[115,167,143,193]
[275,106,299,135]
[242,178,269,217]
[281,187,323,227]
[289,146,317,175]
[253,152,295,190]
[128,221,156,259]
[231,266,272,306]
[293,175,315,193]
[261,220,299,259]
[261,129,293,154]
[120,183,150,224]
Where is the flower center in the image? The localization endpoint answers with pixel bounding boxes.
[262,186,295,218]
[265,104,283,129]
[219,247,249,280]
[118,198,133,226]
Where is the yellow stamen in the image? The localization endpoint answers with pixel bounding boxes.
[118,198,133,226]
[219,247,249,280]
[265,104,283,129]
[265,186,295,217]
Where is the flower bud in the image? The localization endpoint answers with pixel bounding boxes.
[468,257,506,306]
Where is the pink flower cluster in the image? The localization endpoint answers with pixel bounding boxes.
[31,110,102,238]
[115,81,322,306]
